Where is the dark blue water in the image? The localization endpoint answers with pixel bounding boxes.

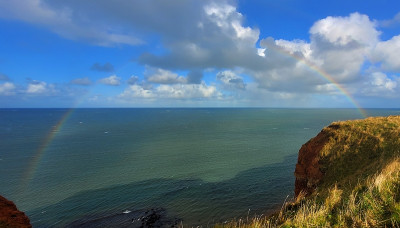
[0,108,398,227]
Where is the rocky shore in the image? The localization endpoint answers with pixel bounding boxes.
[0,195,32,228]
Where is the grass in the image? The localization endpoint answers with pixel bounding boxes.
[318,116,400,192]
[281,158,400,228]
[215,116,400,228]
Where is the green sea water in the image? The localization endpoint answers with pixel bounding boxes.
[0,108,399,227]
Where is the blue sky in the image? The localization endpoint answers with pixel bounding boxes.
[0,0,399,108]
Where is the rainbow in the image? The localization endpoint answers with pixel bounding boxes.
[264,44,368,118]
[19,108,75,193]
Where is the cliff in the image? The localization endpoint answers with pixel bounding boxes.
[294,115,400,197]
[0,196,32,228]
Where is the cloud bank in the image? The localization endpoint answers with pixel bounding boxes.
[0,0,399,107]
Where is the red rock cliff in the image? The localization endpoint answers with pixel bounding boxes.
[0,195,32,228]
[294,125,337,197]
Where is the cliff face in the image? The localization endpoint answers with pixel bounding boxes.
[0,195,32,228]
[294,126,333,196]
[294,115,400,197]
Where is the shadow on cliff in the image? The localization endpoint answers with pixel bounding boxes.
[28,154,297,227]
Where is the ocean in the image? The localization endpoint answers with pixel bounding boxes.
[0,108,399,227]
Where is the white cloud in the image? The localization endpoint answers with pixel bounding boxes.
[275,39,312,60]
[371,73,397,90]
[157,83,219,99]
[255,37,323,92]
[99,75,121,86]
[146,68,187,84]
[370,35,400,71]
[204,2,258,45]
[315,83,342,95]
[26,81,49,94]
[216,70,246,90]
[119,82,221,100]
[257,48,266,57]
[204,3,236,22]
[361,72,398,97]
[309,13,380,82]
[119,85,155,99]
[310,13,379,47]
[2,1,400,106]
[252,12,385,98]
[138,1,262,70]
[232,21,258,43]
[0,82,16,95]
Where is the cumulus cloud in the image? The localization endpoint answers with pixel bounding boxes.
[119,83,221,100]
[361,72,398,97]
[156,83,220,99]
[254,37,322,92]
[145,68,187,84]
[120,85,154,99]
[252,12,385,96]
[25,80,61,95]
[0,82,16,95]
[370,35,400,71]
[90,62,114,72]
[310,13,379,47]
[138,1,264,70]
[26,81,48,94]
[257,48,266,57]
[99,75,121,86]
[217,70,246,90]
[71,77,92,85]
[309,13,379,82]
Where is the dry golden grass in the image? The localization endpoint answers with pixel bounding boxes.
[317,116,400,193]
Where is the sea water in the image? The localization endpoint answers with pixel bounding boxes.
[0,108,399,227]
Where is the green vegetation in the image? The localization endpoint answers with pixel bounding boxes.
[217,116,400,227]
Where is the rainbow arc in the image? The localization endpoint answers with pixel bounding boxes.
[265,44,367,118]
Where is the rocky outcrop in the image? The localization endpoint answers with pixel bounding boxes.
[294,116,400,198]
[0,195,32,228]
[294,124,338,197]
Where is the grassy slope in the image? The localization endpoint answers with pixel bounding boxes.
[218,116,400,228]
[319,116,400,193]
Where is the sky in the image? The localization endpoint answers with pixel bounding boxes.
[0,0,400,108]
